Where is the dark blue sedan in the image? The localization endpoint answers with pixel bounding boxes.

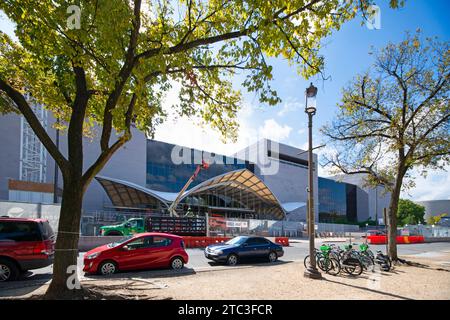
[204,236,284,266]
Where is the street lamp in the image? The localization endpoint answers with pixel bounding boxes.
[304,83,322,280]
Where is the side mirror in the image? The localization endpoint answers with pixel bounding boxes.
[122,245,130,251]
[241,243,248,247]
[125,223,131,228]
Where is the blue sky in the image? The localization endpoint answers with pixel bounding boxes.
[1,1,449,201]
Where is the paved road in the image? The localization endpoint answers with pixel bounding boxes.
[2,240,450,287]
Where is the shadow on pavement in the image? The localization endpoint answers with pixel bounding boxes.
[82,266,196,281]
[207,259,292,268]
[324,278,413,300]
[0,273,52,298]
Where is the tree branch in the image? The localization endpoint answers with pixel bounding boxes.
[81,93,137,189]
[0,78,69,173]
[100,0,142,152]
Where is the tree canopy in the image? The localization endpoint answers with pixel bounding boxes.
[322,31,449,190]
[397,199,425,226]
[321,31,449,260]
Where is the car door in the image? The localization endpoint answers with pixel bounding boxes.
[142,236,174,268]
[116,236,151,270]
[0,221,40,260]
[128,219,141,235]
[239,237,260,259]
[253,238,271,257]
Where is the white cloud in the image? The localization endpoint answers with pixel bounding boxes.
[153,83,296,157]
[277,97,304,117]
[258,119,292,142]
[153,82,260,156]
[401,167,450,201]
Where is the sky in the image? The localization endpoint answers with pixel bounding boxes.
[1,1,449,201]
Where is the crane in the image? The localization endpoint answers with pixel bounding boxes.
[168,160,209,217]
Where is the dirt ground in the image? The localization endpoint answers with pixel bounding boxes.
[5,257,450,300]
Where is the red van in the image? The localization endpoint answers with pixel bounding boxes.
[0,217,55,281]
[83,232,189,275]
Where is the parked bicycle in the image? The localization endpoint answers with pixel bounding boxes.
[316,244,341,276]
[375,250,392,271]
[338,244,365,276]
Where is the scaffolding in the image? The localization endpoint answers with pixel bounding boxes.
[19,98,48,183]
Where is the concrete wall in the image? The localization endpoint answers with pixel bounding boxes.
[0,114,22,200]
[44,116,147,211]
[0,112,147,212]
[0,200,61,232]
[81,127,147,211]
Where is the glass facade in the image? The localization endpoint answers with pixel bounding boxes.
[318,177,357,223]
[146,140,254,192]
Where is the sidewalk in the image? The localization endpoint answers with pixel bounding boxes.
[3,256,449,300]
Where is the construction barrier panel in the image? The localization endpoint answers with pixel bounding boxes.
[274,237,290,246]
[182,236,291,248]
[182,236,231,248]
[367,235,425,244]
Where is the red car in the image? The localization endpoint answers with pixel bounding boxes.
[0,217,55,281]
[83,232,189,275]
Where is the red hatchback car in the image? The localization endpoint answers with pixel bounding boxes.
[0,217,55,281]
[83,232,189,275]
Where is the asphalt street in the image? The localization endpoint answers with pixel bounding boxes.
[2,240,449,287]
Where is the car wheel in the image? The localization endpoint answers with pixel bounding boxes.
[171,257,184,270]
[0,258,19,282]
[268,251,278,263]
[98,260,117,275]
[226,254,238,266]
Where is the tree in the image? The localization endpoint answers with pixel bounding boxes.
[0,0,402,298]
[397,199,425,226]
[322,32,449,261]
[427,213,447,225]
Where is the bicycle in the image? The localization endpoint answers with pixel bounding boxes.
[316,244,341,276]
[339,244,364,276]
[304,245,340,276]
[375,250,392,271]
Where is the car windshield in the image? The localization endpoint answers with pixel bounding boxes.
[226,236,248,245]
[108,235,133,248]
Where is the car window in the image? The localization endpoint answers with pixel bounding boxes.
[39,221,55,240]
[136,219,144,228]
[150,236,172,247]
[0,221,42,242]
[245,237,263,245]
[129,220,138,228]
[256,238,270,245]
[126,237,146,249]
[226,236,247,245]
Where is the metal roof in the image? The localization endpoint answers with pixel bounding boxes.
[95,169,287,220]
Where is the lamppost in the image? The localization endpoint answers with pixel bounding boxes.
[304,83,322,279]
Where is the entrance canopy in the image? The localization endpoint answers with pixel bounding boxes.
[96,169,286,220]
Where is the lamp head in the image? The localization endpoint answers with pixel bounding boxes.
[305,82,318,114]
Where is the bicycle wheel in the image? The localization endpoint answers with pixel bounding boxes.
[326,258,341,276]
[342,257,363,276]
[304,255,311,269]
[317,256,329,272]
[360,253,374,271]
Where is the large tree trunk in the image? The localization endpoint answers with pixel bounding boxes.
[44,177,84,299]
[387,163,407,262]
